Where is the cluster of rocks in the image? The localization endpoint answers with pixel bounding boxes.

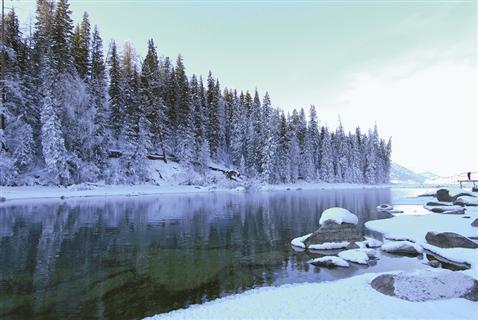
[423,189,478,217]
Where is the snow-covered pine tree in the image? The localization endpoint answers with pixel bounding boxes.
[140,39,167,160]
[230,91,246,167]
[174,55,194,164]
[90,25,109,173]
[307,105,320,179]
[40,53,71,186]
[319,126,334,182]
[71,12,90,79]
[207,71,220,160]
[364,128,377,184]
[108,40,124,141]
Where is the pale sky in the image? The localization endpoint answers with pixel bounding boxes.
[11,0,477,177]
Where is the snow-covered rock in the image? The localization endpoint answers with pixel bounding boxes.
[290,233,312,249]
[425,232,478,249]
[308,241,350,250]
[381,241,423,255]
[364,237,383,248]
[338,249,370,265]
[319,207,358,225]
[308,256,350,268]
[423,205,465,214]
[376,204,393,211]
[455,196,478,207]
[371,269,478,302]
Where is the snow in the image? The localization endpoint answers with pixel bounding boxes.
[366,190,478,279]
[145,273,477,320]
[0,180,396,202]
[381,240,424,254]
[290,233,312,249]
[308,241,350,250]
[319,207,358,225]
[364,237,383,248]
[423,204,465,212]
[456,196,478,206]
[290,235,350,250]
[393,269,476,302]
[308,256,350,267]
[338,249,370,264]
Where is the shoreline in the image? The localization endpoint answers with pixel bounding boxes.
[0,181,459,202]
[0,182,400,202]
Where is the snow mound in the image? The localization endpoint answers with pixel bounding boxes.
[290,233,312,249]
[319,207,358,225]
[382,241,423,254]
[338,249,370,264]
[308,241,350,250]
[309,256,350,268]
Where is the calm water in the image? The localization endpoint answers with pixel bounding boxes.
[0,188,430,319]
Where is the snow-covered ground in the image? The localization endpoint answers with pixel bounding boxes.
[146,272,477,320]
[146,188,478,320]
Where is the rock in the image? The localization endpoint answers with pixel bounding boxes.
[365,238,383,248]
[381,241,423,255]
[424,205,465,214]
[428,260,440,268]
[436,189,454,202]
[309,256,350,268]
[426,232,478,249]
[305,220,363,246]
[338,249,370,265]
[418,192,436,197]
[454,196,478,207]
[472,218,478,227]
[346,241,360,249]
[0,196,6,202]
[371,270,478,302]
[426,201,453,206]
[371,274,395,296]
[376,204,393,211]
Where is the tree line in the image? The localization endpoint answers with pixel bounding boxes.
[0,0,391,186]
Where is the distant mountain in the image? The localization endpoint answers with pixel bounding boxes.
[390,162,434,184]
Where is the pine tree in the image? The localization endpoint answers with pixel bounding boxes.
[140,39,166,160]
[207,71,220,160]
[174,55,194,163]
[51,0,74,73]
[108,40,124,140]
[40,55,71,186]
[71,12,90,79]
[319,126,334,182]
[90,25,109,172]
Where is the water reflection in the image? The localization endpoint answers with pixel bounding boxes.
[1,189,393,319]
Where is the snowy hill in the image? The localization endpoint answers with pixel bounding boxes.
[390,163,430,184]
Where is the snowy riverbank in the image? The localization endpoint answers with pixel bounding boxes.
[0,181,397,201]
[145,188,478,319]
[146,272,477,320]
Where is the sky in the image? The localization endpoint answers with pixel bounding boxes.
[10,0,477,177]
